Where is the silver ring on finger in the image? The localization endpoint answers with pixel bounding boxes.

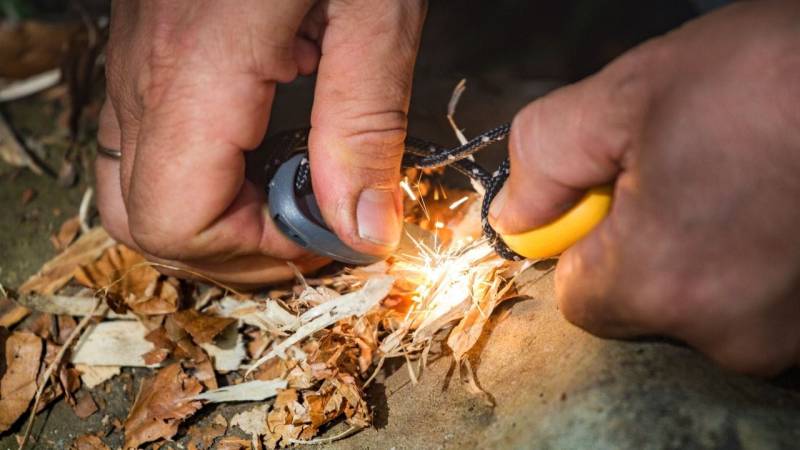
[96,144,122,160]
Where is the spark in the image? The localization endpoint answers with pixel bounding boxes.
[400,177,417,201]
[391,236,505,336]
[434,221,445,229]
[449,196,469,210]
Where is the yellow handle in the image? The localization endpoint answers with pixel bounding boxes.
[500,185,613,260]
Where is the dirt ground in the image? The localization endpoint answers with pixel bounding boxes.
[2,1,799,448]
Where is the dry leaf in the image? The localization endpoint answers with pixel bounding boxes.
[19,227,115,295]
[123,362,203,449]
[0,331,42,432]
[266,375,370,448]
[172,309,236,344]
[163,317,218,390]
[73,392,98,419]
[74,245,179,315]
[52,216,81,251]
[70,434,110,450]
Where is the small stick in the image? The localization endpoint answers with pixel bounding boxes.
[288,426,362,445]
[18,297,107,450]
[447,79,468,145]
[78,188,93,234]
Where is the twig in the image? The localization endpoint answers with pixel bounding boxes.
[0,69,61,103]
[363,355,385,389]
[0,112,43,175]
[447,79,468,145]
[18,297,107,450]
[78,188,94,234]
[288,426,362,445]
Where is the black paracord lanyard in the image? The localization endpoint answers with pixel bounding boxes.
[267,124,523,261]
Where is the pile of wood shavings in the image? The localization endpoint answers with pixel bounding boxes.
[1,184,527,449]
[0,83,530,449]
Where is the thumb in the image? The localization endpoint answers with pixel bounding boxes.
[488,53,651,235]
[308,0,426,256]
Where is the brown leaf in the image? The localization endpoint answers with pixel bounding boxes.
[123,362,203,449]
[172,309,235,344]
[73,392,98,419]
[52,216,81,251]
[163,317,218,390]
[74,245,180,315]
[142,327,175,366]
[70,434,110,450]
[0,331,43,432]
[20,227,115,295]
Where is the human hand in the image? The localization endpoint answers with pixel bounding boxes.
[490,1,800,374]
[96,0,425,286]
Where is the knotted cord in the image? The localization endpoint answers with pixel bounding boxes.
[269,124,523,261]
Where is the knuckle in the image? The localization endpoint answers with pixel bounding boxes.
[127,217,193,261]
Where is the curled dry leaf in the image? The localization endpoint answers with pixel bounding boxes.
[266,375,370,448]
[70,434,110,450]
[123,362,203,449]
[172,309,236,344]
[19,227,115,295]
[0,331,42,433]
[74,245,179,315]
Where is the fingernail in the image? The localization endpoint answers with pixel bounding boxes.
[489,186,509,225]
[357,188,401,247]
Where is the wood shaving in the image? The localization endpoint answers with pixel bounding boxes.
[194,379,288,403]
